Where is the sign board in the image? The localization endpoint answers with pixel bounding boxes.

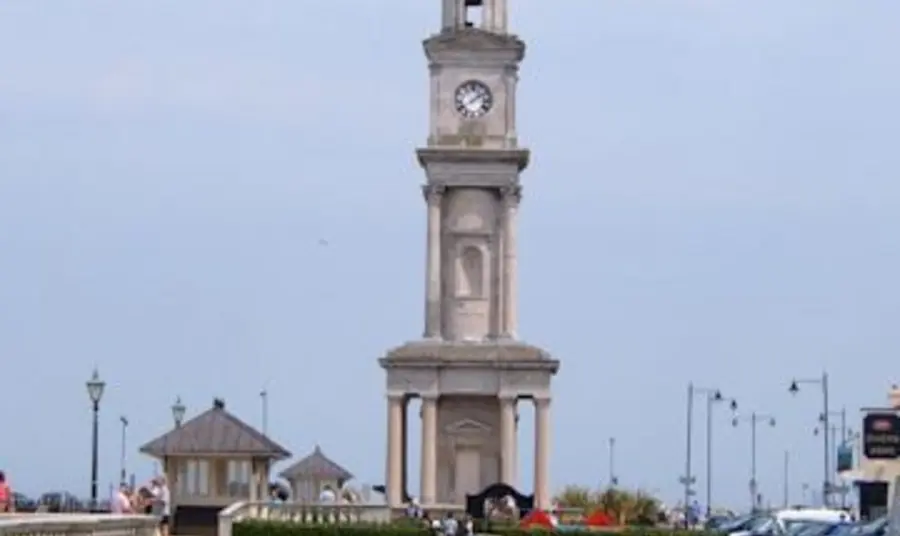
[864,413,900,459]
[837,444,853,472]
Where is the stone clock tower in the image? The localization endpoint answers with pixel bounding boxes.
[379,0,560,510]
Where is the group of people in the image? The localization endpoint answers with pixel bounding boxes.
[111,476,171,536]
[405,498,475,536]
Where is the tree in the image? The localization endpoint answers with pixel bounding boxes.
[553,486,661,526]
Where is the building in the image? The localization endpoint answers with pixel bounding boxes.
[279,445,354,502]
[851,386,900,519]
[378,0,560,510]
[139,398,291,536]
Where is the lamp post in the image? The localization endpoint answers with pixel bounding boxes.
[789,372,830,506]
[608,437,618,487]
[85,369,106,511]
[260,389,269,438]
[732,411,776,511]
[172,396,186,426]
[683,383,737,519]
[119,416,129,485]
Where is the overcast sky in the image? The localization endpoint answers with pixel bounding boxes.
[2,0,900,509]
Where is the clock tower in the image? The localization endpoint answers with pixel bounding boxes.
[380,0,559,509]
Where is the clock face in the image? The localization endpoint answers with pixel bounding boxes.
[454,80,493,119]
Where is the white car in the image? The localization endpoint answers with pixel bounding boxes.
[730,509,852,536]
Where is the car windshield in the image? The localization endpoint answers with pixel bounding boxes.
[791,522,835,536]
[857,517,888,536]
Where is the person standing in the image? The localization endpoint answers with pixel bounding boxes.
[150,476,171,536]
[111,483,134,514]
[0,471,13,513]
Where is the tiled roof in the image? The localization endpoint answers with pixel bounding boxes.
[138,399,291,459]
[279,445,353,481]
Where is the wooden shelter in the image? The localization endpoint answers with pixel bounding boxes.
[279,445,354,502]
[139,398,290,536]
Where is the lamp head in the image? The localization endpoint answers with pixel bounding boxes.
[730,399,738,411]
[732,417,739,427]
[86,368,105,404]
[769,417,776,427]
[789,380,800,395]
[713,390,723,401]
[171,396,187,426]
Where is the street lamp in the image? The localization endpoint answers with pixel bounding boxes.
[172,396,186,427]
[732,411,776,511]
[683,383,738,522]
[85,369,105,511]
[789,372,830,506]
[608,437,618,487]
[119,416,129,485]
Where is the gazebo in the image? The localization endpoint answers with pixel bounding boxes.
[139,398,291,536]
[279,445,354,502]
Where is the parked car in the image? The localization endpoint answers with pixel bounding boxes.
[12,492,37,512]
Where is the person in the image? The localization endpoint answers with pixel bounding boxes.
[463,514,474,536]
[318,485,336,503]
[0,471,13,513]
[406,497,423,518]
[111,483,134,514]
[149,476,171,536]
[441,512,458,536]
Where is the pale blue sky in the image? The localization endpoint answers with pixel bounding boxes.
[2,0,900,510]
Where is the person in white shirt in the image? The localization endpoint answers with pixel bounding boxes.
[318,485,336,503]
[149,476,172,536]
[111,484,133,514]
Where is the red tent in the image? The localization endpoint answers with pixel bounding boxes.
[520,510,555,529]
[584,510,615,527]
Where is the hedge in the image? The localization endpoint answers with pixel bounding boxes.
[233,520,719,536]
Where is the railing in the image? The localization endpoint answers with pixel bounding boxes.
[0,514,159,536]
[219,502,406,536]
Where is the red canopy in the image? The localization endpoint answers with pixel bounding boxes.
[520,510,555,529]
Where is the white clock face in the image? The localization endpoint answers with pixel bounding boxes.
[454,80,493,119]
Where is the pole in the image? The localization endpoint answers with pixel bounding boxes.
[90,400,99,511]
[608,437,616,486]
[706,393,714,517]
[261,389,268,437]
[119,417,128,485]
[750,413,758,511]
[822,372,830,507]
[783,451,789,508]
[840,409,847,508]
[684,382,694,527]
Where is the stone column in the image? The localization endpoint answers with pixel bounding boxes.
[501,185,521,338]
[534,398,551,510]
[500,396,517,485]
[423,184,445,339]
[420,395,438,504]
[386,395,404,507]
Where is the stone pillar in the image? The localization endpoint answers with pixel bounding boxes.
[423,184,445,339]
[500,396,517,485]
[420,395,438,504]
[501,185,521,338]
[386,395,405,507]
[534,398,551,510]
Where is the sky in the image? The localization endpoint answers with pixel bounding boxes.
[2,0,900,511]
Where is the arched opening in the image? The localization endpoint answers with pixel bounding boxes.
[458,246,484,297]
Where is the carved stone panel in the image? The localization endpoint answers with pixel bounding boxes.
[439,368,500,395]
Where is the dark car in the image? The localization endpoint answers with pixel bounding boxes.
[12,492,37,512]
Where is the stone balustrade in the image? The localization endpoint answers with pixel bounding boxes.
[0,514,158,536]
[218,501,396,536]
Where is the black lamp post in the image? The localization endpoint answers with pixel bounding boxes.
[732,411,776,512]
[86,369,106,511]
[172,396,186,427]
[789,372,830,506]
[683,383,738,520]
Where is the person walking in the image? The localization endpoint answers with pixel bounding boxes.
[0,471,13,513]
[111,483,134,514]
